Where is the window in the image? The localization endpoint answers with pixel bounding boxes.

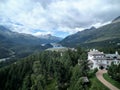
[113,56,117,59]
[107,61,109,64]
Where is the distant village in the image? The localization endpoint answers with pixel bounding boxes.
[46,43,76,52]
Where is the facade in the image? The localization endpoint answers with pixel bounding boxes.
[88,49,120,69]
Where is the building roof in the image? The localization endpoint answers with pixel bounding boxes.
[88,49,104,55]
[93,57,106,60]
[88,49,120,60]
[88,60,93,64]
[81,77,89,83]
[105,54,120,60]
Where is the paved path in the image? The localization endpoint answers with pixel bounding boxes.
[96,70,120,90]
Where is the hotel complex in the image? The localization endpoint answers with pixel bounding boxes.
[88,49,120,69]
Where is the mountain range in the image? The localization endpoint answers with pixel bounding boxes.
[0,16,120,58]
[60,16,120,48]
[36,34,62,42]
[0,26,62,45]
[0,26,61,58]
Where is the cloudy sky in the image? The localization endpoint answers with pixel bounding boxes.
[0,0,120,37]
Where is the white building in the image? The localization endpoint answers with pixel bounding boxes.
[88,49,120,69]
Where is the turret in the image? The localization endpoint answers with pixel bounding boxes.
[115,51,118,55]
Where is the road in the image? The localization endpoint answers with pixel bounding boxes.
[96,70,120,90]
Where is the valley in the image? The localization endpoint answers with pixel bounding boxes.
[0,25,61,59]
[1,16,120,59]
[0,2,120,89]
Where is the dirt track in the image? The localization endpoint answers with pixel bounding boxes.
[96,70,120,90]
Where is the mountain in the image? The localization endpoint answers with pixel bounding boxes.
[0,26,57,58]
[60,17,120,48]
[112,16,120,23]
[0,26,61,45]
[0,26,39,45]
[37,34,62,43]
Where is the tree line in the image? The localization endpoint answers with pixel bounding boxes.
[0,47,97,90]
[108,62,120,82]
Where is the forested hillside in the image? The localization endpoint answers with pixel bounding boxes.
[60,21,120,48]
[0,25,56,58]
[0,48,105,90]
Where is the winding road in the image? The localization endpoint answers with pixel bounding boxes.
[96,70,119,90]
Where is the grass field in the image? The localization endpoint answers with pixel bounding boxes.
[103,73,120,89]
[89,76,109,90]
[45,75,110,90]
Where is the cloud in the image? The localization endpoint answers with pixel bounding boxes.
[0,0,120,37]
